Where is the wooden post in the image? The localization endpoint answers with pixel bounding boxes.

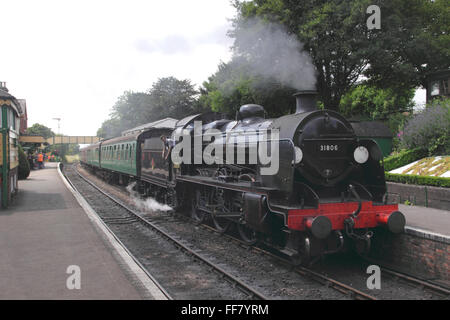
[1,104,8,208]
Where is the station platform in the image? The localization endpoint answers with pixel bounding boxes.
[0,163,163,299]
[399,204,450,237]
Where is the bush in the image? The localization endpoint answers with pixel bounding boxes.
[18,145,30,180]
[339,84,414,120]
[386,112,413,151]
[399,98,450,156]
[385,172,450,188]
[383,148,428,171]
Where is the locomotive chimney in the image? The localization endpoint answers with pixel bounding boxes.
[0,82,8,92]
[294,90,318,113]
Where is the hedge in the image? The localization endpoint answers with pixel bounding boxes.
[385,172,450,188]
[383,148,428,172]
[18,145,30,180]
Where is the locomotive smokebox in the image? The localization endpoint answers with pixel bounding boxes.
[294,90,318,113]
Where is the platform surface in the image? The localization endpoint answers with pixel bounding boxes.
[399,204,450,237]
[0,163,144,299]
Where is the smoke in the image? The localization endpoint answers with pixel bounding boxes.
[233,18,316,91]
[126,182,172,212]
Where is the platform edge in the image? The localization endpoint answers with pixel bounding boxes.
[57,163,169,300]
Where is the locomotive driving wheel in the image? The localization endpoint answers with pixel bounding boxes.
[237,223,258,245]
[191,189,206,224]
[212,211,231,233]
[211,188,232,233]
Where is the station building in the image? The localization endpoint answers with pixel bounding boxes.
[0,82,23,208]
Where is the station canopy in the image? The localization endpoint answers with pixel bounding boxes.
[121,117,178,136]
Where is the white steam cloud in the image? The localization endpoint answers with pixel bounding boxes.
[126,182,172,212]
[234,18,317,91]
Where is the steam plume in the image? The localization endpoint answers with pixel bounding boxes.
[126,182,172,212]
[233,18,317,91]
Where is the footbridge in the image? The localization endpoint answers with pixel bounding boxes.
[20,135,100,145]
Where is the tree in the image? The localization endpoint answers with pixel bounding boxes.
[364,0,450,91]
[97,77,199,138]
[26,123,54,139]
[339,84,415,120]
[109,91,153,132]
[199,56,297,117]
[147,77,199,120]
[97,118,125,139]
[232,0,449,111]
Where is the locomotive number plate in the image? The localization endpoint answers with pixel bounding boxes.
[319,144,339,151]
[316,142,346,157]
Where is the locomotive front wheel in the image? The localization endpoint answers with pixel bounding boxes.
[191,190,206,224]
[212,215,231,233]
[237,223,258,245]
[298,236,311,266]
[165,187,178,210]
[353,235,371,258]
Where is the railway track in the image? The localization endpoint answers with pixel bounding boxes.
[201,223,450,300]
[362,258,450,299]
[63,164,268,300]
[198,223,377,300]
[69,163,449,300]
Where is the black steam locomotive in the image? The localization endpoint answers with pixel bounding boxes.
[81,91,405,264]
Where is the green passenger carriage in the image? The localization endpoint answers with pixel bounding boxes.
[82,142,101,168]
[100,133,139,177]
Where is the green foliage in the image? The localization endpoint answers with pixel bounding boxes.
[18,145,30,180]
[199,57,297,117]
[399,98,450,156]
[363,0,449,90]
[386,112,414,151]
[383,148,427,171]
[385,172,450,188]
[97,118,123,139]
[26,123,54,139]
[147,77,199,119]
[98,77,199,138]
[234,0,449,110]
[339,84,415,120]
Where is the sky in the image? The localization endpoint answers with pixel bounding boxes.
[0,0,236,136]
[1,0,426,137]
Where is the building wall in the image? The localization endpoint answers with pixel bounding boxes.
[0,101,21,208]
[370,227,449,282]
[387,182,450,210]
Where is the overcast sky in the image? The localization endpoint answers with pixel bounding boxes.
[0,0,236,136]
[1,0,426,137]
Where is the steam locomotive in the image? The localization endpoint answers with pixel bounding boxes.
[80,91,405,264]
